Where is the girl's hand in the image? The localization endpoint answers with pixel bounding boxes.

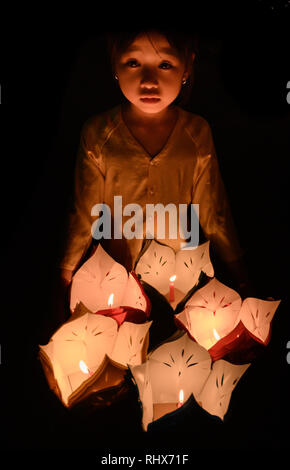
[60,268,73,286]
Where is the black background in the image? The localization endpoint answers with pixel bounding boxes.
[1,2,290,460]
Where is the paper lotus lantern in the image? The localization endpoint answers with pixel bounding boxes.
[175,278,281,363]
[40,245,153,407]
[70,244,150,318]
[130,333,212,430]
[130,333,250,429]
[39,304,152,407]
[134,240,214,308]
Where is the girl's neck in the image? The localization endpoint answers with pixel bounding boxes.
[122,102,178,128]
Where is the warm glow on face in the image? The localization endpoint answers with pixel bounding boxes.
[169,275,176,283]
[179,389,184,403]
[213,328,220,341]
[115,32,190,115]
[108,293,114,307]
[79,360,89,374]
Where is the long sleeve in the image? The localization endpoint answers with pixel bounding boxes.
[191,121,244,264]
[59,127,105,271]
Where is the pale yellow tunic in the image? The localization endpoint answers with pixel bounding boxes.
[59,105,243,272]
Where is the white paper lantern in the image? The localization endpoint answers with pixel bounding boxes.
[39,312,118,406]
[130,333,251,429]
[40,246,153,407]
[175,278,281,362]
[70,244,149,314]
[135,239,214,307]
[175,278,242,350]
[39,308,152,407]
[130,333,212,430]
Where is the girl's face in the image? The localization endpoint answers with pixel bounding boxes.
[115,31,194,115]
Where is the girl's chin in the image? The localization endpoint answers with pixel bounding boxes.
[135,102,169,115]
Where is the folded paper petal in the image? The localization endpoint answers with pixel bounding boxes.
[130,361,153,431]
[135,240,175,295]
[70,244,128,312]
[174,241,214,294]
[238,297,281,344]
[108,320,152,367]
[148,334,212,403]
[197,359,250,420]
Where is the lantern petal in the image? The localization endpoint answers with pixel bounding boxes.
[148,334,212,403]
[135,239,175,295]
[175,241,214,294]
[85,314,118,369]
[108,321,152,367]
[197,359,250,420]
[70,244,128,312]
[130,361,153,431]
[187,278,241,311]
[121,272,150,315]
[51,313,89,373]
[174,309,190,332]
[239,297,281,343]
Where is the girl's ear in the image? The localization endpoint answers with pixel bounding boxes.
[184,53,195,78]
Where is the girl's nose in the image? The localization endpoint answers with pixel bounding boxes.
[140,67,158,87]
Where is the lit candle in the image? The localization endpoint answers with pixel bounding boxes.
[79,360,93,377]
[177,389,184,408]
[96,292,129,326]
[169,275,176,302]
[108,293,114,307]
[213,328,220,345]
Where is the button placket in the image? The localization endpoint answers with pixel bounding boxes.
[148,160,157,197]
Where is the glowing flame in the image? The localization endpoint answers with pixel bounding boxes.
[169,275,176,283]
[79,360,89,374]
[108,293,114,307]
[213,328,220,341]
[179,389,184,403]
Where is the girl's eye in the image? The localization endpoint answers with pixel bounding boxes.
[126,59,139,68]
[159,62,173,70]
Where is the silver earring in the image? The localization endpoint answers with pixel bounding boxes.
[114,74,119,81]
[182,77,187,86]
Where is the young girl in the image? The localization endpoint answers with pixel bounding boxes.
[58,29,251,299]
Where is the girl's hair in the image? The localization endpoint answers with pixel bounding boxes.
[106,29,199,106]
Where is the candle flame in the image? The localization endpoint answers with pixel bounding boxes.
[213,328,220,341]
[179,389,184,403]
[79,360,89,374]
[169,275,176,282]
[108,293,114,307]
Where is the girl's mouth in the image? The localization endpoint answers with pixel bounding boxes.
[140,97,160,103]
